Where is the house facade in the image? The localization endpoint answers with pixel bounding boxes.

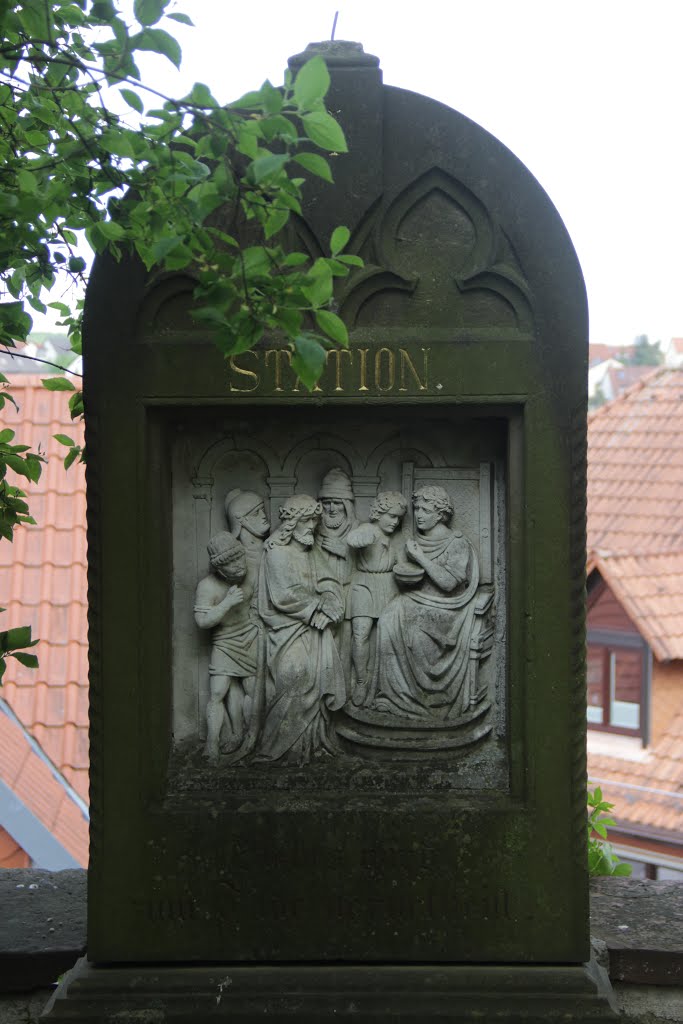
[586,367,683,877]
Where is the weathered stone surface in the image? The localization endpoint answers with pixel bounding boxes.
[65,32,595,1018]
[590,878,683,986]
[43,957,619,1023]
[0,869,85,991]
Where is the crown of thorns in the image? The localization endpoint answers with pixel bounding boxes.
[278,496,322,521]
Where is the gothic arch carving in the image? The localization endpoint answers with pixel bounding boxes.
[337,167,533,331]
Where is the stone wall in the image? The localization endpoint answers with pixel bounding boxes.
[0,871,680,1023]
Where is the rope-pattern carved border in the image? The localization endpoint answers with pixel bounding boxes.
[85,411,103,888]
[569,400,588,871]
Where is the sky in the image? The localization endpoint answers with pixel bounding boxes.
[37,0,683,348]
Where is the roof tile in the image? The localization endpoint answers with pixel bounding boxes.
[0,376,88,811]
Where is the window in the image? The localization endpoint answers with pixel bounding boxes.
[586,637,648,738]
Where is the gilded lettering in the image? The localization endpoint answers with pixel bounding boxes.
[358,348,369,392]
[265,349,290,393]
[228,352,259,393]
[375,347,395,392]
[326,348,353,392]
[399,347,430,391]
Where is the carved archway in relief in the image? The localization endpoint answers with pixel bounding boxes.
[337,167,533,331]
[365,436,447,478]
[194,436,280,481]
[281,434,362,479]
[137,272,199,338]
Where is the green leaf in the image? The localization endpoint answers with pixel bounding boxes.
[17,169,38,194]
[260,81,283,115]
[330,226,350,256]
[3,454,31,479]
[302,111,347,153]
[336,253,364,267]
[264,208,289,239]
[120,88,144,114]
[293,152,333,183]
[281,252,309,268]
[64,448,80,470]
[301,260,333,306]
[42,377,76,392]
[133,28,182,68]
[291,336,326,391]
[0,429,15,443]
[315,310,348,347]
[250,153,289,184]
[12,652,38,669]
[1,626,32,652]
[168,12,194,25]
[294,56,330,111]
[54,434,75,447]
[134,0,166,26]
[97,221,126,241]
[188,82,216,107]
[613,863,633,877]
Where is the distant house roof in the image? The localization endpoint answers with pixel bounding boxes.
[0,697,88,867]
[588,343,637,368]
[587,367,683,846]
[588,552,683,662]
[588,704,683,841]
[587,366,683,558]
[0,375,88,808]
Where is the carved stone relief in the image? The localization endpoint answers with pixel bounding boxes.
[172,414,505,771]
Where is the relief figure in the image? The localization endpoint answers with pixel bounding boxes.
[373,485,480,718]
[347,491,408,706]
[257,495,346,764]
[225,488,271,563]
[315,467,358,689]
[194,532,260,761]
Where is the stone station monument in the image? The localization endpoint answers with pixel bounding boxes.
[45,41,616,1023]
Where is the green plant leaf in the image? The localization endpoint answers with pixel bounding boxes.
[1,625,32,651]
[42,377,76,392]
[133,28,182,68]
[12,651,39,668]
[54,434,76,447]
[302,111,347,152]
[293,152,333,183]
[291,336,326,391]
[330,226,350,256]
[134,0,166,26]
[315,309,348,346]
[120,88,144,113]
[293,56,330,111]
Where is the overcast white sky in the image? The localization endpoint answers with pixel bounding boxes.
[41,0,683,348]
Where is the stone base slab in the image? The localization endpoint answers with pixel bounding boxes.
[42,957,619,1022]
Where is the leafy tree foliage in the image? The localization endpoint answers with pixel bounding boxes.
[0,0,360,673]
[587,785,631,877]
[624,335,663,367]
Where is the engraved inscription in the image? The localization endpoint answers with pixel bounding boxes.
[228,345,430,395]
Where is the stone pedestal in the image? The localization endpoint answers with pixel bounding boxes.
[45,958,618,1023]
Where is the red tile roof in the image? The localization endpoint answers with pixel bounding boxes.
[0,698,88,866]
[589,552,683,662]
[0,374,88,805]
[587,367,683,845]
[588,704,683,842]
[588,367,683,558]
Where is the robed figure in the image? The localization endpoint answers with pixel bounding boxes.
[373,485,479,719]
[257,494,345,763]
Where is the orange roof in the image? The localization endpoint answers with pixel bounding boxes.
[0,697,88,866]
[0,374,88,806]
[589,551,683,661]
[588,366,683,557]
[588,704,683,841]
